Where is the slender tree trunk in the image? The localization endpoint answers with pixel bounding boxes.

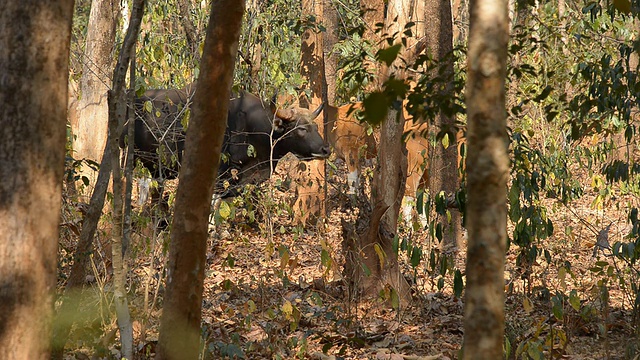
[323,0,339,105]
[72,0,119,189]
[108,1,146,358]
[295,0,327,225]
[156,2,245,359]
[463,0,509,357]
[176,0,201,64]
[0,1,74,359]
[423,0,462,252]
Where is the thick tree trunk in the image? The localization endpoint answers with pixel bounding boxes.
[0,1,74,359]
[52,120,114,360]
[423,0,462,252]
[360,0,385,92]
[295,0,327,225]
[72,0,119,188]
[156,2,245,359]
[346,0,413,307]
[463,0,509,358]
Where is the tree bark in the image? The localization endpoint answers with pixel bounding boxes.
[71,0,119,188]
[346,0,414,306]
[107,1,146,358]
[0,1,74,359]
[295,0,327,225]
[176,0,201,64]
[423,0,462,252]
[323,0,339,105]
[463,0,509,358]
[360,0,385,45]
[156,1,245,359]
[360,0,385,92]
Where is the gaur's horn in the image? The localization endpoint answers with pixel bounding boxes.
[310,102,324,120]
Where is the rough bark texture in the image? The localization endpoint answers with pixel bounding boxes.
[360,0,385,92]
[0,1,74,359]
[156,1,245,359]
[71,0,119,187]
[347,0,413,306]
[463,0,509,358]
[295,0,327,225]
[423,0,462,252]
[323,0,339,105]
[360,0,384,45]
[177,0,201,64]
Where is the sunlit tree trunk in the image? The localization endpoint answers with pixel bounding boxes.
[345,0,414,306]
[360,0,384,92]
[294,0,326,225]
[323,0,339,105]
[422,0,462,252]
[0,1,74,358]
[463,0,509,357]
[71,0,119,189]
[156,1,245,359]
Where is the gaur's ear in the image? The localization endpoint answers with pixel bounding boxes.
[273,117,285,133]
[275,109,295,123]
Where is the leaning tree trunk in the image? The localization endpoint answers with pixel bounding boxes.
[462,0,509,358]
[156,2,245,360]
[0,1,74,359]
[107,1,146,358]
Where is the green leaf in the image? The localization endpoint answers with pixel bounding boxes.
[362,92,389,125]
[247,144,256,158]
[374,243,386,269]
[569,290,581,311]
[410,245,422,268]
[144,100,153,113]
[218,201,231,220]
[453,270,464,297]
[390,288,400,309]
[376,43,402,66]
[321,249,331,267]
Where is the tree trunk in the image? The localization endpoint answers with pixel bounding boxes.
[423,0,462,252]
[0,1,74,359]
[360,0,384,45]
[360,0,385,92]
[156,2,245,359]
[176,0,201,64]
[71,0,119,189]
[107,1,146,358]
[323,0,339,105]
[295,0,327,225]
[346,0,414,307]
[463,0,509,358]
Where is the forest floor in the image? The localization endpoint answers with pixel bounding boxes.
[58,156,639,360]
